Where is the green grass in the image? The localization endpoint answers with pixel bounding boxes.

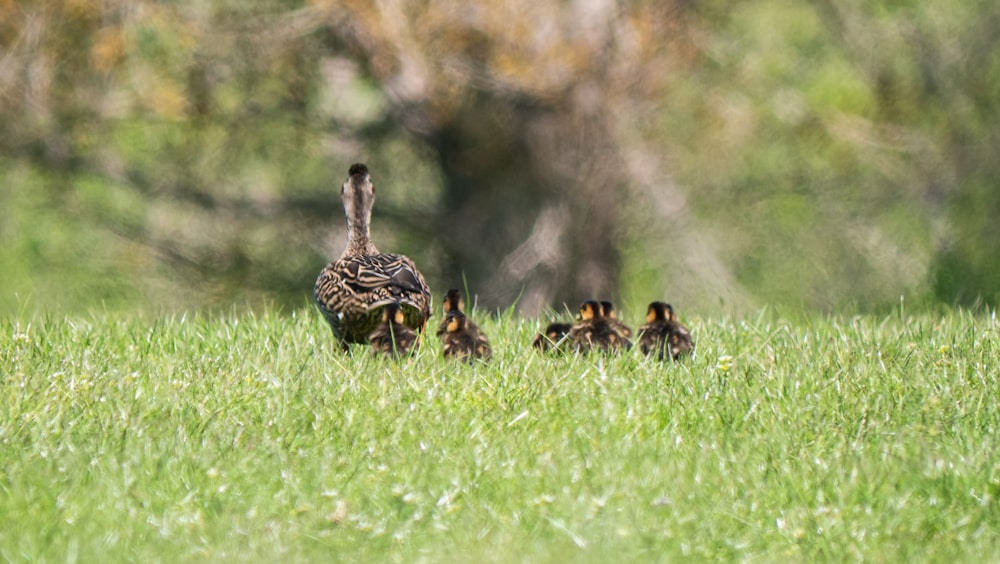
[3,307,1000,562]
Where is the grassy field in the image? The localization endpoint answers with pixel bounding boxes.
[2,306,1000,562]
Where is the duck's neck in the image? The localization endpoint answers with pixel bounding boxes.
[342,212,379,258]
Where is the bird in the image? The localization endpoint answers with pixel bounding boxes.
[532,322,573,352]
[368,302,419,357]
[600,300,633,340]
[568,300,632,353]
[441,309,492,362]
[436,288,480,336]
[314,163,433,350]
[637,301,694,361]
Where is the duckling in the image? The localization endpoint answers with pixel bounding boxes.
[314,164,433,350]
[368,302,419,357]
[441,310,491,362]
[532,322,573,352]
[637,302,694,361]
[600,300,633,339]
[436,288,480,336]
[568,300,632,353]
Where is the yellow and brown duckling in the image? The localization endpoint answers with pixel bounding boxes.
[532,322,573,352]
[637,301,693,361]
[314,163,433,350]
[368,302,419,357]
[441,309,492,362]
[600,300,633,340]
[436,288,480,336]
[568,300,633,353]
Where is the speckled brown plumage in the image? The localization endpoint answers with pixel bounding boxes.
[314,163,432,348]
[368,302,419,357]
[436,288,480,336]
[532,322,572,352]
[441,310,491,362]
[568,300,632,353]
[637,302,693,361]
[600,300,633,340]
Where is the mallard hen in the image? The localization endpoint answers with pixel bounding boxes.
[314,163,433,349]
[568,300,632,353]
[637,302,693,361]
[368,302,419,357]
[441,310,492,362]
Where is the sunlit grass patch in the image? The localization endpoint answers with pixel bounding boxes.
[1,308,999,561]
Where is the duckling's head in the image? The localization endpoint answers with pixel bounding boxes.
[663,303,677,322]
[382,302,406,324]
[443,289,465,314]
[445,310,467,333]
[545,323,571,340]
[600,301,618,319]
[578,300,601,321]
[645,302,675,323]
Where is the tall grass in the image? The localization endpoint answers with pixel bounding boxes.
[2,307,999,561]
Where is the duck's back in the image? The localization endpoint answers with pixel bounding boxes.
[315,253,432,344]
[638,320,693,360]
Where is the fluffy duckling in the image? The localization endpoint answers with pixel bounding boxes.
[314,163,432,350]
[568,300,632,353]
[436,288,479,336]
[637,302,693,361]
[600,300,633,339]
[441,310,492,362]
[368,302,419,357]
[532,322,573,352]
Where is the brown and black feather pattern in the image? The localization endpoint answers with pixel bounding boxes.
[533,322,572,352]
[315,254,431,344]
[368,302,419,357]
[637,302,693,361]
[441,310,491,362]
[314,163,432,347]
[568,300,632,353]
[436,288,477,336]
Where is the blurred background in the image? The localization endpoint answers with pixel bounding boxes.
[1,0,998,318]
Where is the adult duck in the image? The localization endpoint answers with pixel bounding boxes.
[314,164,432,349]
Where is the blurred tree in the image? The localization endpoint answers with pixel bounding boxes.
[1,0,998,316]
[314,0,706,312]
[808,0,1000,306]
[654,0,1000,310]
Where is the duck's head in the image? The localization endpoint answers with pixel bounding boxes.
[445,310,467,333]
[443,289,465,314]
[578,300,601,321]
[600,301,618,319]
[382,302,406,324]
[645,302,675,323]
[545,323,571,340]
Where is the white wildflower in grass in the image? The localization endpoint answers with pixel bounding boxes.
[716,354,734,372]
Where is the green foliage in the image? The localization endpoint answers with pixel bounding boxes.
[0,163,147,314]
[0,0,998,315]
[3,308,1000,561]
